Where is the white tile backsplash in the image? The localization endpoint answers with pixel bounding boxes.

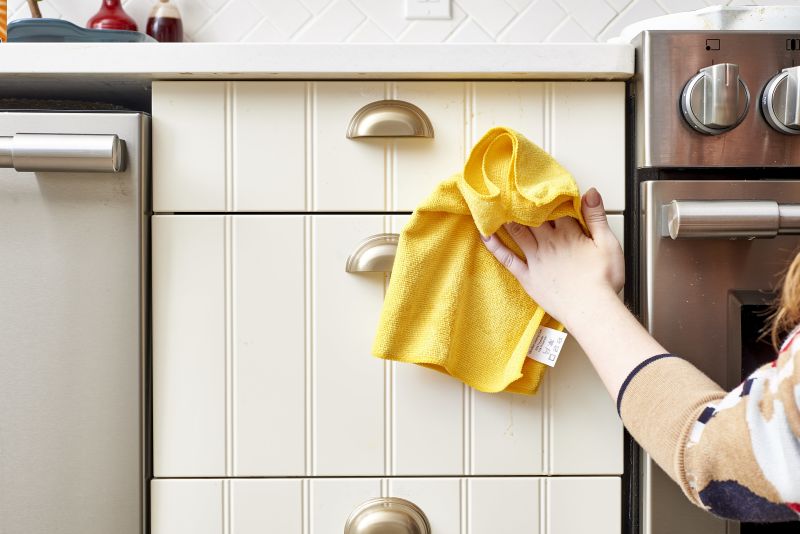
[194,0,262,42]
[253,0,312,38]
[293,0,365,41]
[11,0,800,42]
[345,19,393,42]
[546,16,594,42]
[497,0,566,42]
[242,17,284,41]
[447,18,494,42]
[455,0,517,37]
[559,0,616,36]
[597,0,665,40]
[351,0,411,38]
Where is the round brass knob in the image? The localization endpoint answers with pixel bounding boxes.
[344,497,431,534]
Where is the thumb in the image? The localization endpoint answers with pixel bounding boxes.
[581,188,612,242]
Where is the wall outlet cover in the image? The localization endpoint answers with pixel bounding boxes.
[405,0,452,20]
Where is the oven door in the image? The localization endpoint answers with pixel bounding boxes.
[640,180,800,534]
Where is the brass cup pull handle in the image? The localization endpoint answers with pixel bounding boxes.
[344,497,431,534]
[345,233,399,273]
[346,100,434,139]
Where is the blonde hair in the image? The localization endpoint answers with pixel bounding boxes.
[769,250,800,349]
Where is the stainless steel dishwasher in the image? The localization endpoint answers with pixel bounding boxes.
[0,111,149,534]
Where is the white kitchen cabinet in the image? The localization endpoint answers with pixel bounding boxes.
[151,477,620,534]
[151,479,222,534]
[152,81,625,213]
[153,214,624,478]
[152,82,226,213]
[152,216,226,476]
[152,79,627,533]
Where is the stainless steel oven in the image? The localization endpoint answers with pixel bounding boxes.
[630,31,800,534]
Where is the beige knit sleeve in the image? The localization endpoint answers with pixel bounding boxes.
[617,355,725,489]
[619,350,800,522]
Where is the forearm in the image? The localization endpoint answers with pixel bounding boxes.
[561,288,669,402]
[562,290,726,486]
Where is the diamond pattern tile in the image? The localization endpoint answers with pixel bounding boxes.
[546,16,593,42]
[179,0,215,36]
[657,0,709,12]
[298,0,334,14]
[498,0,566,42]
[25,0,800,43]
[346,19,393,42]
[598,0,665,40]
[456,0,517,36]
[252,0,311,38]
[556,0,616,36]
[605,0,632,11]
[242,17,285,41]
[195,0,262,42]
[350,0,410,38]
[446,18,494,42]
[293,0,364,41]
[506,0,534,12]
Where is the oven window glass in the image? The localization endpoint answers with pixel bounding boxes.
[740,302,777,378]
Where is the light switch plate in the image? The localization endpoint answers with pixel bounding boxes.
[405,0,452,20]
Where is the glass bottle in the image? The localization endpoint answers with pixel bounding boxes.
[146,0,183,43]
[87,0,137,31]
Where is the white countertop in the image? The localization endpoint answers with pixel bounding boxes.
[0,43,634,80]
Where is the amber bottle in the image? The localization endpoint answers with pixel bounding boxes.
[146,0,183,43]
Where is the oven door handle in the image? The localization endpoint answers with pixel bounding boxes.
[663,200,800,239]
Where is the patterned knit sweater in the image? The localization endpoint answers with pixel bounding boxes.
[618,328,800,522]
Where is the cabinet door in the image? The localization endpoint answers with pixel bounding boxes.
[548,477,621,534]
[152,82,625,213]
[151,479,222,534]
[153,215,623,477]
[152,477,620,534]
[153,82,226,212]
[473,81,624,212]
[153,215,387,478]
[470,215,624,476]
[153,216,226,476]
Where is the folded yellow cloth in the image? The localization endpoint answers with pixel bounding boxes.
[371,126,587,394]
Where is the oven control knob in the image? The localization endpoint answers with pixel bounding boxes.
[761,66,800,135]
[681,63,750,135]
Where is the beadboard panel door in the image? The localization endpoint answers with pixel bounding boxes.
[153,214,623,478]
[152,82,227,212]
[151,477,620,534]
[152,81,625,213]
[152,216,226,476]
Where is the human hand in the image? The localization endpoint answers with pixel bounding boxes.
[480,187,624,329]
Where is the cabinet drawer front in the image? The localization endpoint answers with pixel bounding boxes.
[152,81,625,213]
[151,476,621,534]
[153,214,623,478]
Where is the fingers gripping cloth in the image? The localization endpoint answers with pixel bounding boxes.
[371,126,587,394]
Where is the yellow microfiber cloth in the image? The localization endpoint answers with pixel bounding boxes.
[371,125,587,394]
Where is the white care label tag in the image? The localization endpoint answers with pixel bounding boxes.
[526,326,567,367]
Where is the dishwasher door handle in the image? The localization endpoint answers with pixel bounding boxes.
[0,133,124,173]
[663,199,800,239]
